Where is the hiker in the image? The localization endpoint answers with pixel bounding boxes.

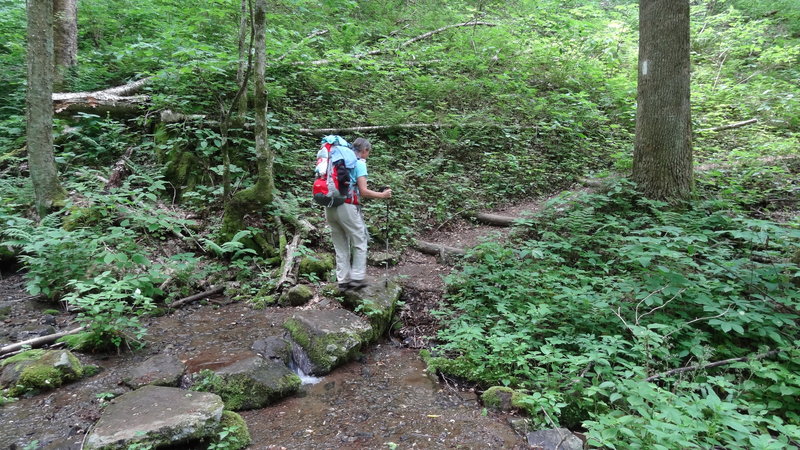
[325,137,391,290]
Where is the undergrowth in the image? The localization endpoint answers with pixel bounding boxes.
[434,179,800,448]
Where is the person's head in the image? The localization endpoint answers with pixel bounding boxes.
[352,137,372,159]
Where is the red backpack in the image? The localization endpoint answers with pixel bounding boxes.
[312,135,358,207]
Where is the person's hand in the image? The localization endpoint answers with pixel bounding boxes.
[382,188,392,199]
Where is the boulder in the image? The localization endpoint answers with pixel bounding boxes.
[298,253,334,280]
[0,349,83,396]
[481,386,518,412]
[193,355,300,411]
[279,284,314,307]
[83,385,224,450]
[123,354,186,389]
[251,336,293,365]
[341,276,402,340]
[527,428,584,450]
[283,309,373,375]
[367,251,400,267]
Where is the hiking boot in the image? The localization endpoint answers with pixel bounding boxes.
[348,279,368,290]
[338,282,353,291]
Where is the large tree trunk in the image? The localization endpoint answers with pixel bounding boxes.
[633,0,693,202]
[53,0,78,91]
[27,0,67,218]
[220,0,273,240]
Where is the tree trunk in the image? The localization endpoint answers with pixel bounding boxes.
[633,0,693,202]
[220,0,273,240]
[235,0,249,117]
[53,0,78,91]
[27,0,67,218]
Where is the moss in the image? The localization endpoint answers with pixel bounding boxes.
[62,206,104,231]
[279,284,314,307]
[2,350,83,396]
[192,368,300,411]
[214,411,251,449]
[419,350,482,384]
[0,350,46,367]
[56,332,95,352]
[481,386,518,411]
[298,254,334,279]
[283,317,364,374]
[219,183,272,242]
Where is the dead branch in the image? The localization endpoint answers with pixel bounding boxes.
[168,286,225,309]
[276,232,303,291]
[697,118,758,133]
[400,21,496,48]
[0,326,86,357]
[414,240,466,259]
[645,349,782,382]
[104,146,135,190]
[287,20,496,66]
[298,123,438,135]
[53,78,152,117]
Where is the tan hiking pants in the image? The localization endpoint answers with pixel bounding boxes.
[325,203,367,283]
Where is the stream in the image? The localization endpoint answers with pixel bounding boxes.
[0,273,528,449]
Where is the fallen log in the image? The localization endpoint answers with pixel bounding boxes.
[168,286,225,309]
[697,118,757,133]
[276,232,303,291]
[53,78,151,117]
[0,326,86,357]
[469,212,517,227]
[414,240,466,258]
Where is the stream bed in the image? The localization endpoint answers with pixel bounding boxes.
[0,273,527,449]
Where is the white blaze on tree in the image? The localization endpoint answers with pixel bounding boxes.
[633,1,693,202]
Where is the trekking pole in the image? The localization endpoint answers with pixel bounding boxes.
[383,188,391,274]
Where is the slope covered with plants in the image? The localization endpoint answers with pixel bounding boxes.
[0,0,798,447]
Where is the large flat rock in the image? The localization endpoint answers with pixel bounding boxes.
[283,309,373,375]
[341,276,402,339]
[123,353,186,389]
[196,354,300,411]
[84,385,223,449]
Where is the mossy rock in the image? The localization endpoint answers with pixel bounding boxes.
[212,411,251,449]
[279,284,314,307]
[0,349,84,396]
[192,356,300,411]
[283,309,373,375]
[298,253,334,280]
[481,386,519,411]
[62,206,105,231]
[420,350,482,384]
[341,277,402,340]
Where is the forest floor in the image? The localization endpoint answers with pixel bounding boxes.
[0,182,586,450]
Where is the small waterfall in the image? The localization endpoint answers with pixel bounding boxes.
[289,340,323,385]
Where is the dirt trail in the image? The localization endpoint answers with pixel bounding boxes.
[0,180,598,449]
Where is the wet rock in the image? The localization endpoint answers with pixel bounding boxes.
[251,336,292,364]
[341,276,402,340]
[283,309,373,375]
[194,355,300,411]
[0,349,83,396]
[123,353,187,389]
[367,251,400,267]
[279,284,314,307]
[526,428,584,450]
[298,253,334,280]
[0,301,12,319]
[508,417,531,434]
[480,386,517,411]
[13,323,56,341]
[83,385,224,450]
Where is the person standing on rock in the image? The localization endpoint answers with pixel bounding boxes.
[325,137,391,291]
